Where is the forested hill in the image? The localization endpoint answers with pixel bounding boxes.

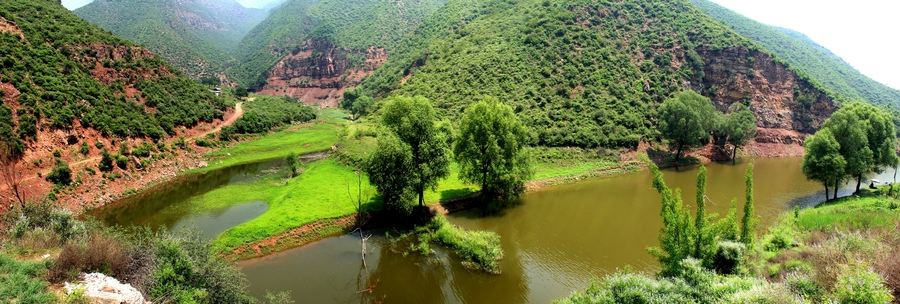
[75,0,269,79]
[355,0,837,148]
[228,0,448,88]
[689,0,900,108]
[0,0,226,154]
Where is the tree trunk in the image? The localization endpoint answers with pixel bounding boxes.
[855,174,862,194]
[833,182,839,200]
[732,146,738,164]
[824,183,829,202]
[675,144,683,163]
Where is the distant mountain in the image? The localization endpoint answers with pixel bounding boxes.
[352,0,837,148]
[0,0,226,153]
[689,0,900,108]
[75,0,269,79]
[229,0,448,89]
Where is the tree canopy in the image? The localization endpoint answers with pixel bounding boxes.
[723,104,757,163]
[379,96,451,208]
[801,129,846,201]
[658,91,718,161]
[454,96,533,208]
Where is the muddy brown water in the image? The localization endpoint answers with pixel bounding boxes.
[89,157,897,302]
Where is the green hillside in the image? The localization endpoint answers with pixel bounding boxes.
[689,0,900,108]
[357,0,769,148]
[74,0,268,78]
[0,0,226,153]
[229,0,447,88]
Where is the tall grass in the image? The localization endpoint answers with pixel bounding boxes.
[0,254,56,303]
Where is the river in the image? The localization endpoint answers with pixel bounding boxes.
[89,157,898,303]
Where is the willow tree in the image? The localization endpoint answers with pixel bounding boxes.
[801,129,846,201]
[724,104,757,163]
[380,96,451,209]
[454,96,532,211]
[658,91,718,162]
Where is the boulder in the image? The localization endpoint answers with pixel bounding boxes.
[65,273,147,304]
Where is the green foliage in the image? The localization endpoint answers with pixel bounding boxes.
[0,0,227,145]
[116,154,129,169]
[0,254,56,303]
[740,164,757,248]
[364,131,415,214]
[142,229,256,304]
[99,148,114,172]
[285,152,298,178]
[75,0,268,78]
[416,215,503,273]
[645,156,756,276]
[359,0,754,148]
[232,96,317,135]
[46,160,72,186]
[454,96,533,204]
[723,103,757,161]
[832,263,894,304]
[230,0,445,87]
[235,86,249,98]
[658,91,718,161]
[379,96,451,207]
[802,128,846,200]
[690,0,900,108]
[556,259,799,304]
[712,241,745,275]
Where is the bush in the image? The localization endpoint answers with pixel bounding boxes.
[194,138,214,147]
[47,232,137,283]
[79,141,90,155]
[45,159,72,186]
[141,229,255,304]
[832,263,893,304]
[52,149,61,158]
[99,148,114,172]
[712,241,745,275]
[116,154,129,169]
[425,215,503,273]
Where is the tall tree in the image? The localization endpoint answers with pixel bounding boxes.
[380,96,451,208]
[694,166,715,266]
[454,96,533,210]
[364,132,415,213]
[740,164,758,248]
[823,105,874,194]
[724,104,757,163]
[846,102,899,189]
[658,91,718,162]
[801,129,846,201]
[644,155,696,277]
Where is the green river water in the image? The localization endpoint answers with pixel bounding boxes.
[90,157,897,303]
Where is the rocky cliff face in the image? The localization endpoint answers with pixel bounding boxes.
[258,39,388,107]
[695,46,837,144]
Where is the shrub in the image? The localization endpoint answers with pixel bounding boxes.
[141,229,255,303]
[712,241,745,275]
[0,254,57,303]
[786,272,825,302]
[79,141,90,155]
[52,149,61,158]
[194,138,214,147]
[45,159,72,186]
[47,232,134,283]
[99,148,114,172]
[764,225,795,252]
[115,154,129,169]
[285,152,298,177]
[426,215,503,273]
[832,263,893,304]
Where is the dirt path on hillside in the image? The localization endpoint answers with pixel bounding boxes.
[21,103,244,182]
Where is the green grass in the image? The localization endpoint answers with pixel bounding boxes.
[192,109,348,173]
[214,159,378,250]
[532,159,619,180]
[798,196,900,231]
[0,254,56,303]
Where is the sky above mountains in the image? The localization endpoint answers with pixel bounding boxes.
[60,0,900,90]
[709,0,900,90]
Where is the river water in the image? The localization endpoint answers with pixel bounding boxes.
[89,157,898,302]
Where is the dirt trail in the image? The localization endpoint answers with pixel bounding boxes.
[23,103,244,181]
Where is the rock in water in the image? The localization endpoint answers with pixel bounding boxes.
[65,273,146,304]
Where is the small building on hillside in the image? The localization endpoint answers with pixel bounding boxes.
[209,87,221,96]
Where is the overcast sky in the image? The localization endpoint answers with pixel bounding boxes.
[61,0,900,90]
